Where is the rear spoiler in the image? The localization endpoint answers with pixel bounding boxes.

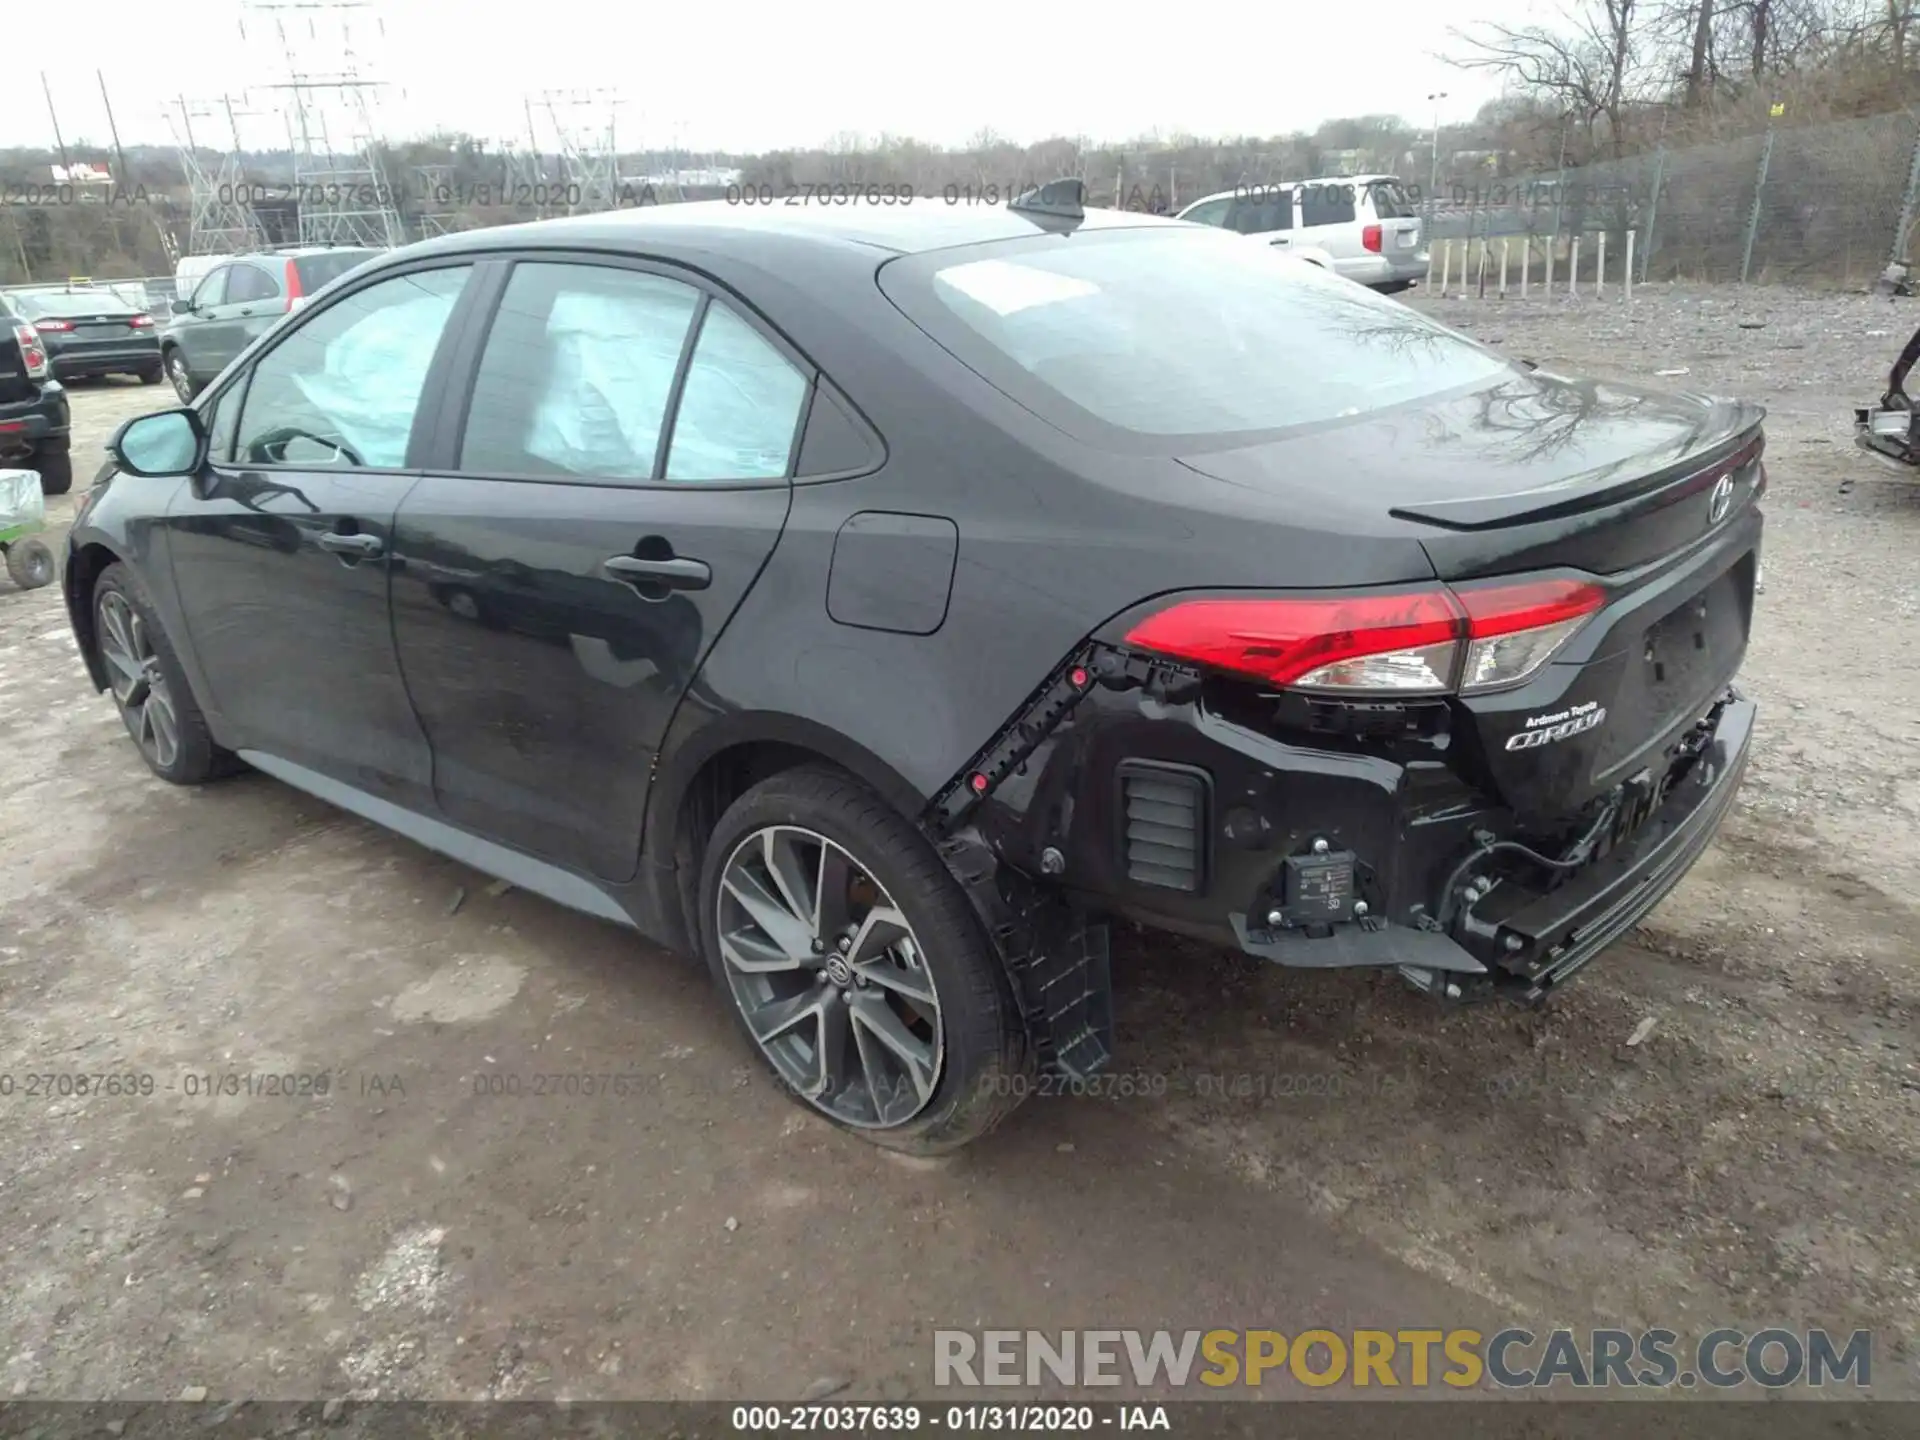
[1389,407,1766,532]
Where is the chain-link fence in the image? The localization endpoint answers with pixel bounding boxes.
[1424,109,1920,289]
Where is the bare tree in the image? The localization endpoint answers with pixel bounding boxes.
[1451,0,1650,159]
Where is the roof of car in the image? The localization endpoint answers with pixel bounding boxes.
[408,197,1184,261]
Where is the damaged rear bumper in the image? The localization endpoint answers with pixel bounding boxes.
[1233,693,1753,997]
[1855,404,1920,469]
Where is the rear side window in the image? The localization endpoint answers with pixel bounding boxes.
[881,229,1509,444]
[1301,183,1356,227]
[1367,180,1417,219]
[458,262,702,480]
[664,303,809,481]
[227,265,279,304]
[294,250,377,292]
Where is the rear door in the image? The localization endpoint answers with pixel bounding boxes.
[213,260,286,363]
[389,254,805,882]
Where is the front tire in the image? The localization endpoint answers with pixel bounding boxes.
[93,562,237,785]
[699,766,1031,1153]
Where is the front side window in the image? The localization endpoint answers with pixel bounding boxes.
[1178,198,1231,228]
[881,229,1511,444]
[202,381,242,464]
[459,262,702,480]
[1228,192,1291,234]
[232,265,470,469]
[191,268,229,308]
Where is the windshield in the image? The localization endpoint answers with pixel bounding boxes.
[881,228,1508,445]
[8,290,137,318]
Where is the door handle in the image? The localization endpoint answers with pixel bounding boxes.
[318,531,384,559]
[603,553,710,591]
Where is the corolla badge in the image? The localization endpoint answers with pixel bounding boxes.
[1708,472,1734,526]
[1505,702,1607,751]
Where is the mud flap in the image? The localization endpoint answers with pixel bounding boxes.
[936,831,1114,1081]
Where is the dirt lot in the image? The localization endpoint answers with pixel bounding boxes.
[1,285,1916,1405]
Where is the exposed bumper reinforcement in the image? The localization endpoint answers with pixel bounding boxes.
[1491,693,1754,996]
[1229,694,1755,997]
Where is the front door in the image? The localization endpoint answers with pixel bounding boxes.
[163,262,477,807]
[199,260,283,375]
[389,257,806,882]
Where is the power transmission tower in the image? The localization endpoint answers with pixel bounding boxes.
[536,89,626,213]
[241,0,407,248]
[167,94,267,256]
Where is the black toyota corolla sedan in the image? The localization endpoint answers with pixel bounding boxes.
[62,186,1762,1151]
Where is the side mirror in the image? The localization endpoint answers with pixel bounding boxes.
[109,408,206,478]
[173,299,196,315]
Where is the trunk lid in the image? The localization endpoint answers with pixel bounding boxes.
[1176,368,1767,821]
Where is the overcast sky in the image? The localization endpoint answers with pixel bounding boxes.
[7,0,1528,155]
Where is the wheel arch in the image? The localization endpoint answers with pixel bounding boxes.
[643,711,932,954]
[64,539,122,693]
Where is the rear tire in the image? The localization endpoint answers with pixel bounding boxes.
[33,449,72,497]
[698,765,1032,1153]
[164,349,199,405]
[138,365,163,386]
[4,539,54,589]
[92,562,238,785]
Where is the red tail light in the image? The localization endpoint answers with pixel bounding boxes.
[32,318,74,333]
[1123,578,1607,697]
[129,314,154,328]
[1362,224,1382,253]
[11,321,50,380]
[285,259,304,313]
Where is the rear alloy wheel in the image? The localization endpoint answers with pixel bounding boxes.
[701,767,1031,1152]
[165,350,198,404]
[93,563,236,785]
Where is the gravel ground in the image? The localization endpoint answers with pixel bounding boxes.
[1,286,1916,1405]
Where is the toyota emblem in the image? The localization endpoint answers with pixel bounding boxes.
[1708,473,1735,527]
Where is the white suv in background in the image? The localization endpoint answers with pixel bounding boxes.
[1175,175,1427,293]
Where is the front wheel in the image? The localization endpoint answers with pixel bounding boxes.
[93,562,238,785]
[699,766,1032,1153]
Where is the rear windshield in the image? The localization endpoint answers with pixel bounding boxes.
[7,290,135,318]
[293,250,377,290]
[1367,180,1417,218]
[879,228,1509,445]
